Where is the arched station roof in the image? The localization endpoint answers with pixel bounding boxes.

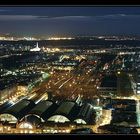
[2,99,35,120]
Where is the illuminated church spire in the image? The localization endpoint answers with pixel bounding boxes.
[30,42,41,52]
[36,42,39,48]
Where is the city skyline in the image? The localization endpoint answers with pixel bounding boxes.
[0,7,140,37]
[0,7,140,134]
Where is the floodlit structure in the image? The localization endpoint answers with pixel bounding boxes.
[47,101,77,123]
[0,99,35,123]
[74,103,96,124]
[47,101,96,124]
[22,100,58,126]
[0,98,96,128]
[30,42,41,52]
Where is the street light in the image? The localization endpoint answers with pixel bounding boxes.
[117,71,121,75]
[117,71,121,95]
[97,98,100,106]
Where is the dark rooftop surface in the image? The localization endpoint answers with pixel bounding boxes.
[3,99,35,119]
[100,75,117,88]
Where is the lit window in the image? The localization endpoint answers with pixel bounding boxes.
[18,122,33,129]
[48,115,70,123]
[74,119,86,124]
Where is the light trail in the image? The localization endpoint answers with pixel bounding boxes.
[54,77,66,85]
[58,76,73,89]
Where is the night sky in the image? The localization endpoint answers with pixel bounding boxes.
[0,7,140,37]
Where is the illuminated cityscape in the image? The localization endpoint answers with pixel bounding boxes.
[0,6,140,134]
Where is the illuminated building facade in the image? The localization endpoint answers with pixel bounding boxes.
[136,71,140,95]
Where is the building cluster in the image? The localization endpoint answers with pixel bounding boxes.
[98,98,139,134]
[104,99,138,123]
[0,39,140,134]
